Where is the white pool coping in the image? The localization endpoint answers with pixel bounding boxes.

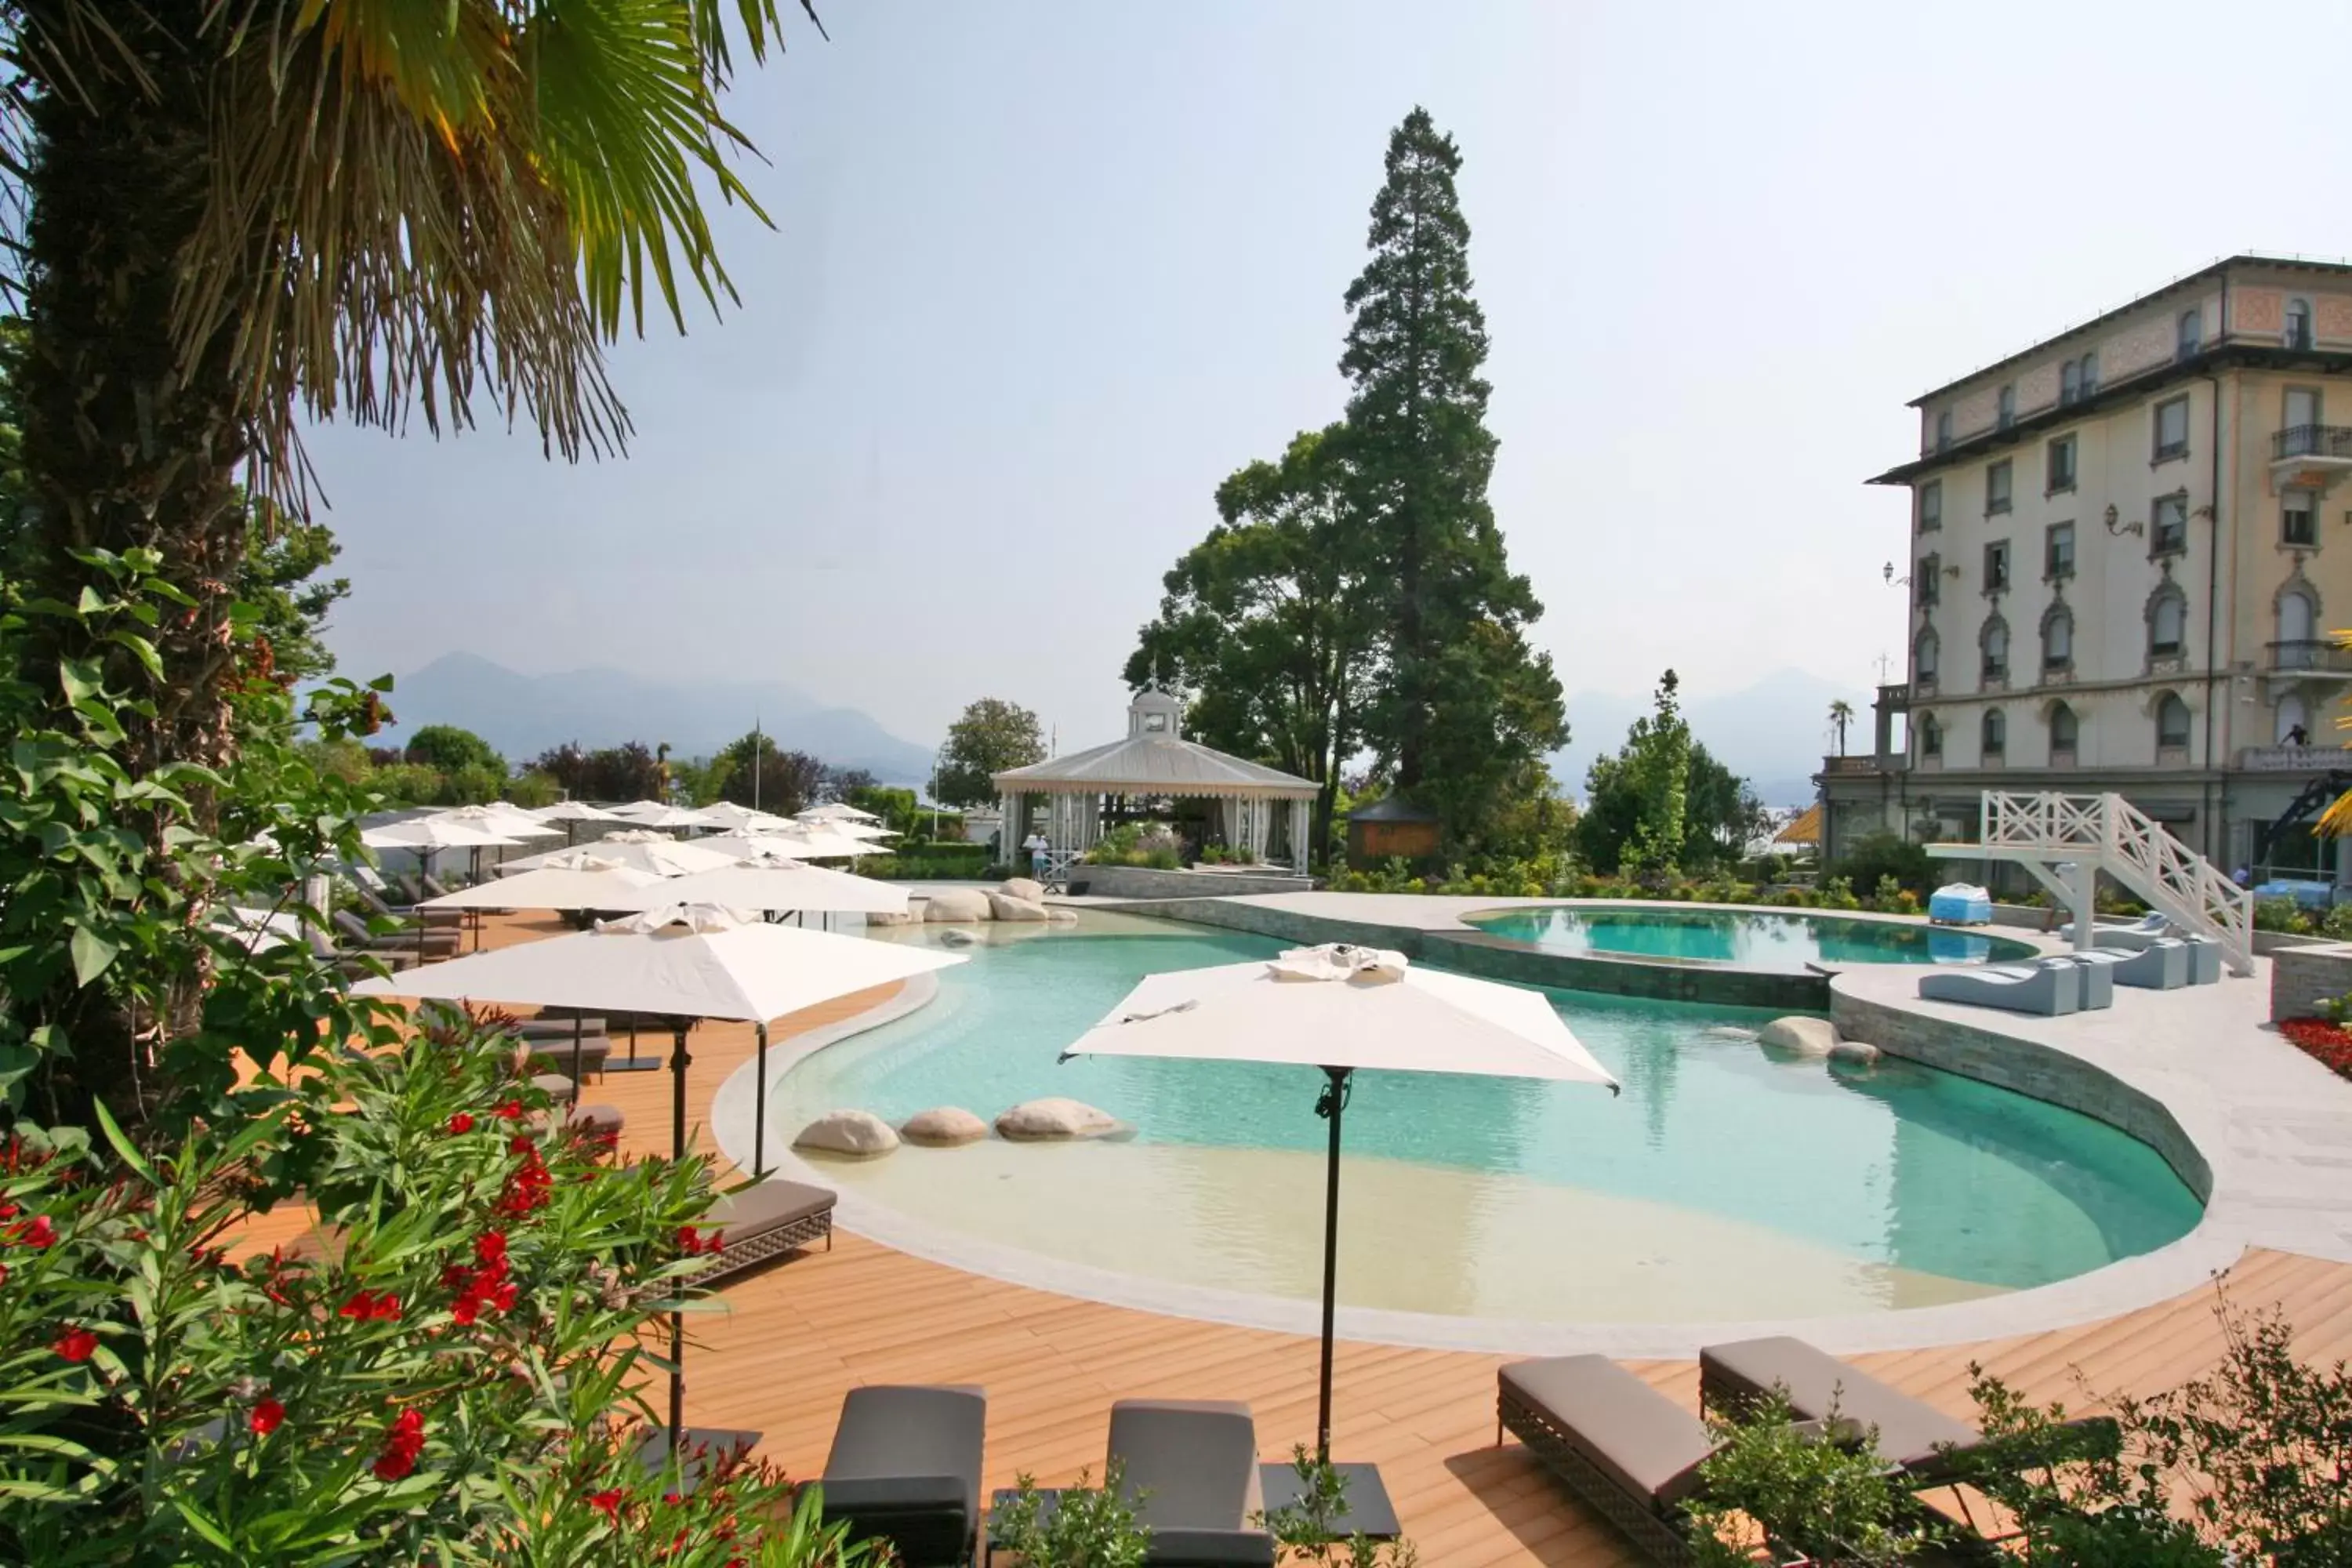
[706,898,2352,1359]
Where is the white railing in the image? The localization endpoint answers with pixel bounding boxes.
[1980,791,2253,975]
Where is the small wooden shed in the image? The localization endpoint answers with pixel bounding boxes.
[1345,796,1441,865]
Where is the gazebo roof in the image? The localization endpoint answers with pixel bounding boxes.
[1345,796,1437,824]
[1774,803,1822,845]
[993,683,1317,800]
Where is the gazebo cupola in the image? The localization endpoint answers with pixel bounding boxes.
[1127,681,1185,739]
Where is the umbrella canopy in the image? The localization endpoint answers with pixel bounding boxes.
[498,834,739,877]
[425,804,562,839]
[691,833,805,864]
[693,802,797,833]
[614,861,909,917]
[607,804,714,831]
[729,828,869,861]
[817,820,896,841]
[531,800,626,824]
[797,801,879,823]
[607,799,679,817]
[419,861,666,910]
[1062,943,1616,1467]
[361,819,519,851]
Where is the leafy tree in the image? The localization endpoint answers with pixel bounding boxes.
[1128,426,1376,865]
[1682,746,1769,871]
[1579,675,1762,878]
[404,724,505,779]
[530,742,666,804]
[935,698,1045,808]
[1618,670,1692,878]
[1338,107,1565,837]
[712,731,825,813]
[1828,831,1935,898]
[822,765,879,801]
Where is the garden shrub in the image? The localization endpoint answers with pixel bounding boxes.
[1682,1389,1939,1564]
[1824,832,1933,898]
[2255,898,2316,935]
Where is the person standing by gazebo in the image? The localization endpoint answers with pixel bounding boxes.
[1022,828,1049,880]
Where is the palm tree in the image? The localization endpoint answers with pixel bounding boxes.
[1828,699,1855,757]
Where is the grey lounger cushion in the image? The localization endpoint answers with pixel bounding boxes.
[1106,1399,1275,1566]
[2094,937,2188,989]
[1700,1336,1976,1474]
[2182,935,2222,984]
[566,1103,625,1138]
[821,1384,985,1566]
[2048,955,2112,1010]
[1501,1356,1714,1512]
[1918,963,2077,1016]
[698,1181,836,1282]
[529,1072,578,1103]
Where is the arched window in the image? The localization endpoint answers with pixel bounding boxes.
[1981,615,2010,682]
[2278,693,2312,746]
[1982,708,2006,758]
[2281,586,2317,649]
[1914,626,1940,685]
[2157,693,2193,752]
[2178,308,2201,361]
[1997,384,2016,430]
[2150,586,2187,658]
[2042,604,2074,672]
[2060,360,2080,405]
[1918,713,1943,759]
[1935,410,1953,452]
[2049,702,2078,760]
[2287,296,2314,350]
[2078,352,2098,394]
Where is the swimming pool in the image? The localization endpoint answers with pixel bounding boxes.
[1463,905,2042,971]
[774,915,2201,1325]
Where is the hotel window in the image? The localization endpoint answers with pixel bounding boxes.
[1984,539,2010,593]
[1915,627,1939,684]
[2177,307,2201,361]
[2157,693,2192,752]
[2151,493,2189,556]
[1919,713,1943,759]
[1985,459,2013,514]
[1982,708,2006,760]
[1935,410,1953,453]
[2046,434,2077,493]
[2042,604,2073,671]
[2060,360,2081,406]
[2280,586,2317,653]
[2285,489,2319,548]
[2278,692,2312,746]
[2286,296,2314,351]
[2078,352,2098,395]
[2150,588,2187,658]
[1997,383,2016,430]
[2154,395,2190,462]
[1916,553,1940,608]
[1981,616,2010,682]
[2045,521,2075,580]
[2049,702,2078,760]
[1918,479,1942,532]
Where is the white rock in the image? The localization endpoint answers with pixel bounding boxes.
[989,891,1050,922]
[1047,907,1080,924]
[1698,1025,1760,1043]
[793,1109,900,1156]
[1000,877,1046,902]
[900,1106,989,1146]
[1758,1016,1838,1058]
[938,928,979,947]
[924,887,993,922]
[994,1098,1127,1142]
[864,907,921,927]
[1829,1038,1882,1066]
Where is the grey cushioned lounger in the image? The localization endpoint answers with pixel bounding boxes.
[820,1384,985,1566]
[2181,934,2222,984]
[2092,937,2188,989]
[697,1180,836,1282]
[1106,1399,1276,1566]
[1700,1337,1978,1478]
[1918,962,2077,1016]
[2049,954,2113,1010]
[1498,1356,1713,1564]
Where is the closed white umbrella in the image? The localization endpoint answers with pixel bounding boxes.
[498,833,738,878]
[353,906,965,1457]
[1062,943,1617,1491]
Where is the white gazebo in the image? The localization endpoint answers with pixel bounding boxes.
[992,683,1319,879]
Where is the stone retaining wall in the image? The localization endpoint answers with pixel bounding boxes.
[2270,941,2352,1022]
[1065,866,1312,900]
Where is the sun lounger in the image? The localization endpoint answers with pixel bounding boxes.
[2181,934,2222,985]
[566,1103,625,1145]
[1918,962,2077,1016]
[2049,954,2114,1010]
[2091,937,2188,989]
[530,1073,577,1104]
[1701,1337,1976,1476]
[1105,1399,1276,1566]
[1498,1356,1715,1565]
[353,880,463,931]
[332,908,459,960]
[818,1384,986,1566]
[694,1179,837,1283]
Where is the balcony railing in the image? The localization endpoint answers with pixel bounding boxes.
[2272,424,2352,462]
[1820,754,1904,777]
[2267,639,2352,673]
[2237,745,2350,773]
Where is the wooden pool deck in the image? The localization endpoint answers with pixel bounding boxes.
[258,912,2352,1566]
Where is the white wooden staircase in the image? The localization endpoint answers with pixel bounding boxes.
[1928,791,2255,976]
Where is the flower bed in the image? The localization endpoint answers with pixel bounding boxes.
[2278,1016,2352,1080]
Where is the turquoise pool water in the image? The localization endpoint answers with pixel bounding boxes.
[1464,905,2042,971]
[777,920,2202,1321]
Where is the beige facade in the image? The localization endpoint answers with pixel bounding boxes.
[1824,256,2352,884]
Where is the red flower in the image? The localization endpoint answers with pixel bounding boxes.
[451,1294,481,1327]
[0,1202,17,1221]
[0,1262,9,1288]
[474,1231,508,1269]
[448,1112,475,1134]
[53,1326,97,1362]
[490,1279,518,1313]
[702,1229,725,1256]
[508,1134,535,1156]
[494,1099,526,1122]
[372,1407,424,1481]
[249,1397,285,1436]
[339,1290,402,1323]
[677,1225,701,1253]
[587,1488,624,1521]
[662,1490,684,1505]
[11,1214,56,1249]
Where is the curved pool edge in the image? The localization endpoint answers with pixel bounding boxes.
[707,971,944,1178]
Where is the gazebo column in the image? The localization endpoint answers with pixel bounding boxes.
[1290,799,1311,874]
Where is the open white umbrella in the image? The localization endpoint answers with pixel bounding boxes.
[426,804,563,839]
[729,828,869,862]
[361,819,519,851]
[353,906,966,1457]
[797,801,879,823]
[693,802,797,834]
[528,798,627,846]
[614,805,715,832]
[607,799,677,817]
[498,834,739,878]
[1062,942,1617,1507]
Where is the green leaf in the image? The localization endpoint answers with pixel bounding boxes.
[67,926,118,987]
[57,659,102,704]
[92,1099,157,1185]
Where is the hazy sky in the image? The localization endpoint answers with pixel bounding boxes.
[306,0,2352,754]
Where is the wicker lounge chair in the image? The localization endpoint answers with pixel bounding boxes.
[1918,961,2077,1016]
[566,1103,626,1142]
[1497,1356,1715,1565]
[695,1180,836,1284]
[1105,1399,1276,1567]
[818,1384,986,1566]
[352,879,463,932]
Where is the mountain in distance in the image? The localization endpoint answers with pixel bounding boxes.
[373,652,935,783]
[1552,667,1875,809]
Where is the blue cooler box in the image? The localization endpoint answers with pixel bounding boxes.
[1928,884,1992,925]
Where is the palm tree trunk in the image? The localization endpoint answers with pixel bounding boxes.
[16,2,250,1131]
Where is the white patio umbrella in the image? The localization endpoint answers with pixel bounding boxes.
[607,799,677,817]
[528,798,626,845]
[797,801,879,823]
[352,906,965,1456]
[1062,942,1617,1490]
[729,828,869,861]
[361,818,520,887]
[612,804,716,832]
[692,802,797,834]
[426,804,563,838]
[498,833,739,878]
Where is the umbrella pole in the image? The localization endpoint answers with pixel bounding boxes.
[571,1016,584,1093]
[666,1018,692,1451]
[752,1023,769,1178]
[1314,1064,1351,1465]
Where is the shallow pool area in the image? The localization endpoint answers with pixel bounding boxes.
[774,915,2201,1326]
[1462,904,2042,972]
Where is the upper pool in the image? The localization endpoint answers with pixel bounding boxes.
[772,915,2202,1327]
[1463,904,2042,972]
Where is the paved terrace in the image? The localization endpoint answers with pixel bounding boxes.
[239,909,2352,1566]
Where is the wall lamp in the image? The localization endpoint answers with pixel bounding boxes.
[2103,503,2143,538]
